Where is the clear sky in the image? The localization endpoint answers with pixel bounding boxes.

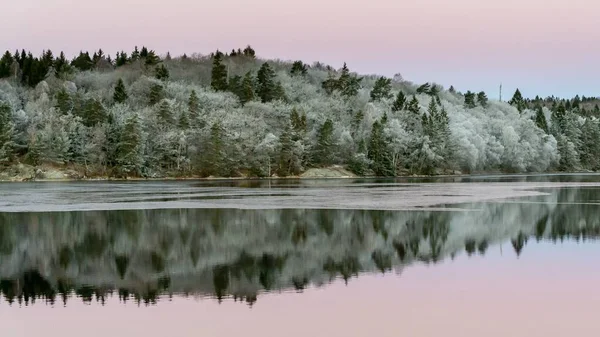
[2,0,599,99]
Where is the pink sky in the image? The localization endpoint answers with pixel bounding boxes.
[2,0,599,98]
[2,241,599,337]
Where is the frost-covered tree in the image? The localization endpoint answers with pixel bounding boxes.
[0,103,15,164]
[477,91,488,107]
[392,91,406,112]
[464,91,476,109]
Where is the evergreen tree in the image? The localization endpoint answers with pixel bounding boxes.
[0,103,15,164]
[188,90,199,119]
[202,122,226,176]
[242,45,256,58]
[477,91,488,107]
[0,51,14,78]
[116,51,128,67]
[240,71,256,105]
[464,91,476,109]
[406,95,420,115]
[148,84,164,105]
[116,115,143,176]
[509,89,526,112]
[416,83,431,94]
[579,119,600,170]
[392,91,406,112]
[81,98,107,127]
[313,119,335,166]
[449,85,456,94]
[155,64,169,81]
[54,51,69,76]
[370,76,393,102]
[71,51,93,71]
[140,47,149,58]
[257,62,277,103]
[144,50,160,66]
[178,110,190,129]
[113,79,128,104]
[368,120,393,176]
[157,99,173,124]
[428,84,440,97]
[534,105,549,133]
[210,51,228,91]
[336,63,362,97]
[55,88,73,114]
[290,61,308,77]
[131,46,140,61]
[277,123,295,177]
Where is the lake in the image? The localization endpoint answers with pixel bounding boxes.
[1,175,599,337]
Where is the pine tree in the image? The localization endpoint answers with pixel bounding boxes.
[313,119,335,166]
[0,102,15,164]
[116,51,128,67]
[392,91,406,112]
[155,64,169,81]
[131,46,140,61]
[290,61,308,76]
[257,62,276,103]
[370,76,393,102]
[145,50,160,66]
[534,105,549,133]
[148,84,164,105]
[113,79,128,104]
[210,51,228,91]
[188,90,199,119]
[416,83,431,94]
[71,51,93,71]
[140,47,148,58]
[464,91,476,109]
[477,91,488,107]
[336,63,362,97]
[509,89,526,112]
[449,85,456,94]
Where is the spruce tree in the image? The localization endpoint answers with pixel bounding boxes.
[210,51,228,91]
[145,50,160,66]
[392,91,406,112]
[257,62,276,103]
[509,89,526,112]
[81,98,107,127]
[155,64,169,81]
[535,105,549,133]
[428,84,440,97]
[55,88,73,114]
[188,90,199,118]
[277,123,295,177]
[464,91,476,109]
[313,119,335,166]
[242,45,256,58]
[477,91,488,107]
[370,76,393,102]
[406,95,420,115]
[116,114,143,176]
[178,111,190,129]
[131,46,140,61]
[157,100,173,124]
[148,83,164,105]
[113,79,128,104]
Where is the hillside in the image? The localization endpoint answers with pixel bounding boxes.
[0,46,598,179]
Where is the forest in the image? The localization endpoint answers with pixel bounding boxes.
[1,46,599,178]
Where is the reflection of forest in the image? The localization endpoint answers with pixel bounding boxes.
[0,187,599,307]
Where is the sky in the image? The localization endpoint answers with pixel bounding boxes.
[2,0,599,99]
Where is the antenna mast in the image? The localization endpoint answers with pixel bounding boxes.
[499,83,503,102]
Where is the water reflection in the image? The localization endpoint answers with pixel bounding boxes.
[0,186,599,307]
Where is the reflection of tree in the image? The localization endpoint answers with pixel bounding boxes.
[511,232,528,257]
[1,192,600,307]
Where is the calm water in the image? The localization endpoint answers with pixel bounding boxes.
[1,175,599,337]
